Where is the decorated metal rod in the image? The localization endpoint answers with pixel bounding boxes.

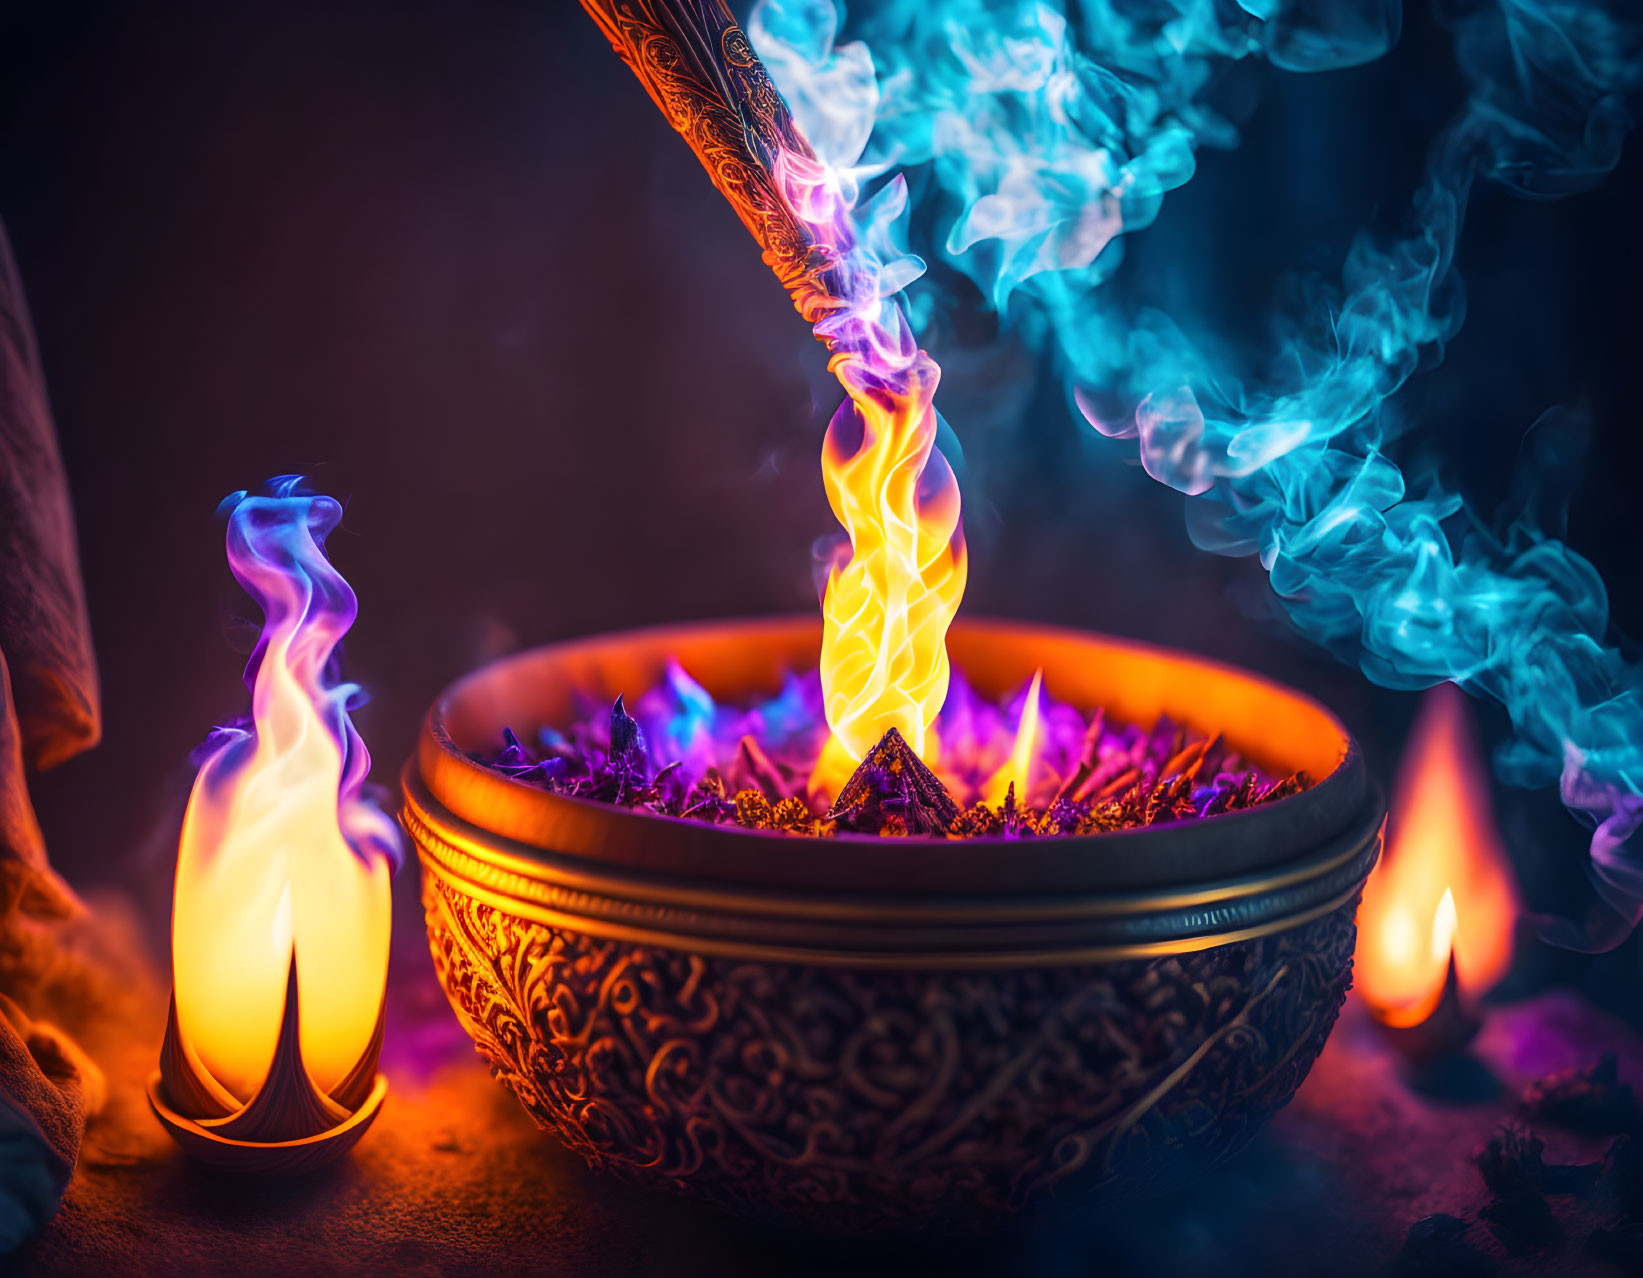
[577,0,835,311]
[580,0,967,792]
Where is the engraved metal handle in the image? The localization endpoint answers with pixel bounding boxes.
[578,0,843,314]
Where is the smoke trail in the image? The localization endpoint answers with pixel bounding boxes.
[752,0,1643,944]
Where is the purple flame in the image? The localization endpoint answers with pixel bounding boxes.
[202,475,402,872]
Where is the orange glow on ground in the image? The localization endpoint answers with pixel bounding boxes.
[1356,683,1518,1029]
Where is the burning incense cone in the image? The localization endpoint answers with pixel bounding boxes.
[826,727,960,835]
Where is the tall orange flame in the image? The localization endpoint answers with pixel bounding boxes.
[172,485,396,1101]
[575,2,969,792]
[818,349,968,763]
[773,151,968,787]
[1356,683,1518,1028]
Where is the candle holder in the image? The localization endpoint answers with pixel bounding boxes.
[1372,952,1482,1065]
[147,962,387,1175]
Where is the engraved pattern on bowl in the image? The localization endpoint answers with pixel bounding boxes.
[404,618,1381,1229]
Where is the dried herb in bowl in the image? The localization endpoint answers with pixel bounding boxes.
[476,660,1312,840]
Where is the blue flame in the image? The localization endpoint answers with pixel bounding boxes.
[752,0,1643,944]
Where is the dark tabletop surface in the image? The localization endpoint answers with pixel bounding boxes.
[15,904,1643,1278]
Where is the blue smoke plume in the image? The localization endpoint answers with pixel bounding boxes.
[751,0,1643,946]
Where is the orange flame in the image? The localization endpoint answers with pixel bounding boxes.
[171,490,393,1102]
[983,669,1044,808]
[818,349,967,770]
[1356,683,1518,1028]
[768,149,967,797]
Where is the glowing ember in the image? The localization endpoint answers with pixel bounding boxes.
[481,659,1309,839]
[1356,683,1518,1029]
[171,478,400,1101]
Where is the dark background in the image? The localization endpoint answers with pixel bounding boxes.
[0,1,1639,1002]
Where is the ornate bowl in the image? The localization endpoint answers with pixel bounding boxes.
[402,617,1381,1230]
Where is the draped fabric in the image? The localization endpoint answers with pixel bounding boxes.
[0,221,97,913]
[0,220,104,1252]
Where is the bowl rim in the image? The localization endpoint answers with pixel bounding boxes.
[408,761,1380,964]
[411,616,1375,897]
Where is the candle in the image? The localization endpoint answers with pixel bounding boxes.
[148,477,399,1172]
[1356,683,1518,1058]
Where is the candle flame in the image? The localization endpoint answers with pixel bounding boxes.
[171,479,399,1102]
[1432,885,1458,963]
[983,669,1044,808]
[1356,683,1517,1029]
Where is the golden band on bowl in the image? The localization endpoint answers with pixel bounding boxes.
[404,617,1382,1227]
